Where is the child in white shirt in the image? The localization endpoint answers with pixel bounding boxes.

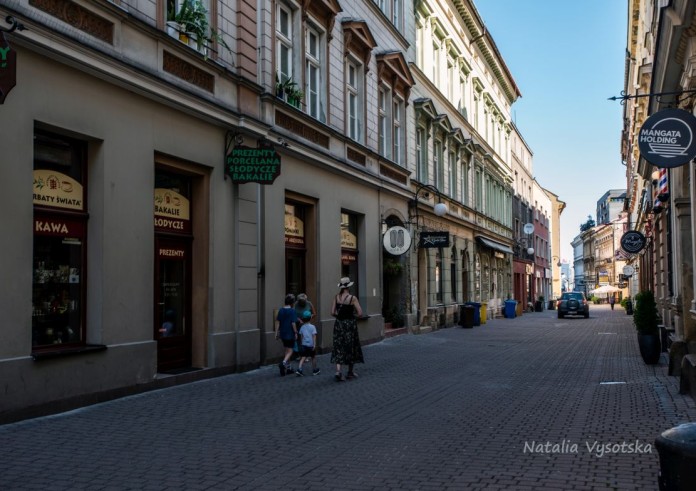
[296,310,320,376]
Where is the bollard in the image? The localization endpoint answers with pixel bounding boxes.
[655,423,696,490]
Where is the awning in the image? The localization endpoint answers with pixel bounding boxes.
[475,236,514,254]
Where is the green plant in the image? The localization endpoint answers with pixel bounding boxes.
[538,295,545,302]
[633,290,658,335]
[274,76,304,106]
[384,307,404,327]
[383,258,403,276]
[620,296,630,309]
[175,0,207,36]
[175,0,231,53]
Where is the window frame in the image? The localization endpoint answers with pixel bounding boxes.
[276,2,295,84]
[346,59,362,142]
[305,23,324,121]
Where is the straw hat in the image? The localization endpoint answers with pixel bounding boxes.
[338,277,354,289]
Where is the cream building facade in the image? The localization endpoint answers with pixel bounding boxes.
[0,0,560,420]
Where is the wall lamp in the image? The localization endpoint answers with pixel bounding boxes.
[515,237,534,257]
[409,183,447,227]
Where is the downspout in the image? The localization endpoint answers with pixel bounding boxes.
[258,183,266,362]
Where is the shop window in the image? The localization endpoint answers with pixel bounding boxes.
[32,130,87,349]
[285,201,307,295]
[340,212,359,293]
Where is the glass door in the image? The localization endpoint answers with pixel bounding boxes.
[285,250,305,296]
[155,236,191,372]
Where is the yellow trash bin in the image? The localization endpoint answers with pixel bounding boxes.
[481,302,487,324]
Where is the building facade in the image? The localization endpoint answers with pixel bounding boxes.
[0,0,561,419]
[596,189,627,225]
[621,0,696,391]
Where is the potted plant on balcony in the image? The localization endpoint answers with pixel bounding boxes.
[175,0,231,54]
[633,290,661,364]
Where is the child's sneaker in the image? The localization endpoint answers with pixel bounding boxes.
[295,369,304,376]
[312,368,321,375]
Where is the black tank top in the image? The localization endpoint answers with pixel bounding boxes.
[336,295,355,320]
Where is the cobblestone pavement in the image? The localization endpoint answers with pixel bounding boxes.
[2,305,695,490]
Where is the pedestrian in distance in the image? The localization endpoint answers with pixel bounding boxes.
[609,295,615,310]
[275,293,298,376]
[296,310,320,376]
[294,293,316,321]
[331,277,364,382]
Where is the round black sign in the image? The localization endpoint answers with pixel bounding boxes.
[638,108,696,168]
[620,231,647,254]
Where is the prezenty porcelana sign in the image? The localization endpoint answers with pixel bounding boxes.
[638,108,696,167]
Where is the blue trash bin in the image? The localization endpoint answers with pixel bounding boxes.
[504,300,517,319]
[465,302,481,326]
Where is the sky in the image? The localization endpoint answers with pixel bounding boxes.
[474,0,628,264]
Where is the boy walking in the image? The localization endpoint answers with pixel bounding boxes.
[296,310,320,376]
[275,294,298,376]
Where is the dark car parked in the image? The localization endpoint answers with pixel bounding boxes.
[558,292,590,318]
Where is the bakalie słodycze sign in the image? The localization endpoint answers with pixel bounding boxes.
[638,108,696,168]
[225,146,281,184]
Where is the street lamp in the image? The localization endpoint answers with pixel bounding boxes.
[515,237,534,257]
[410,183,448,226]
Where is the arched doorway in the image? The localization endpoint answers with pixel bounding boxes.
[382,215,408,329]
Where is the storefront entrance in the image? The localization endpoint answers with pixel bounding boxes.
[154,170,193,372]
[154,237,192,372]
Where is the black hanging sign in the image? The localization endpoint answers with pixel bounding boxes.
[638,108,696,168]
[0,32,17,104]
[225,143,281,184]
[620,230,647,254]
[419,231,450,248]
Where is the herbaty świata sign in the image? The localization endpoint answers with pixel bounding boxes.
[225,145,281,184]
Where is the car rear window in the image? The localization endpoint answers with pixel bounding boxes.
[562,293,584,301]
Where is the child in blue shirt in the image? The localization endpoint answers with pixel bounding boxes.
[275,294,298,376]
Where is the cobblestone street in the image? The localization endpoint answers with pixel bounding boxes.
[2,304,694,490]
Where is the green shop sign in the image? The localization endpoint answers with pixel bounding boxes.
[225,145,281,184]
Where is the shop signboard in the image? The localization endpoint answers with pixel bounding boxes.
[620,231,646,254]
[225,145,281,184]
[419,231,450,248]
[154,188,191,234]
[33,170,84,211]
[383,226,411,255]
[0,32,16,104]
[638,108,696,167]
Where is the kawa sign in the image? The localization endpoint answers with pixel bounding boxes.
[638,108,696,167]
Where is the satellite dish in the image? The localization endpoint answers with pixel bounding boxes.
[523,223,534,234]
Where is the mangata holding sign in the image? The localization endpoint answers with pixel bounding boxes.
[226,145,281,184]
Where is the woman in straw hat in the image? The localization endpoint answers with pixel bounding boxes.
[330,277,364,381]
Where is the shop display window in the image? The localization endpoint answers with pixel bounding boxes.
[32,130,87,350]
[32,221,85,346]
[340,212,359,293]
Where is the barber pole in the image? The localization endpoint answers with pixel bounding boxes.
[657,168,669,202]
